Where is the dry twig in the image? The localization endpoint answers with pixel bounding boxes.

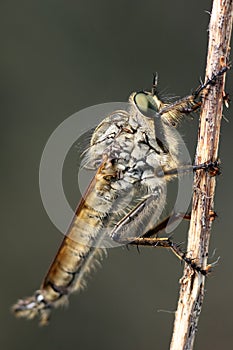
[170,1,233,349]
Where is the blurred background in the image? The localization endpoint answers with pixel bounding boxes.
[1,0,233,349]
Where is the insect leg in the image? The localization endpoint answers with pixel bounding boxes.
[192,65,229,99]
[159,66,229,118]
[142,212,191,238]
[112,208,216,275]
[128,209,216,274]
[141,210,216,239]
[129,237,210,275]
[157,160,221,178]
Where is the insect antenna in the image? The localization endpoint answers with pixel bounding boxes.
[151,72,158,96]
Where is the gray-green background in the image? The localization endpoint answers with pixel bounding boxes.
[1,1,233,349]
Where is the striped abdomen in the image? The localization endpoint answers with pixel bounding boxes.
[12,159,118,325]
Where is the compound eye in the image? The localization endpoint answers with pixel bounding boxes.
[134,92,159,119]
[134,92,149,114]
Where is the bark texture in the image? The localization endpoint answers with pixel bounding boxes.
[170,1,233,349]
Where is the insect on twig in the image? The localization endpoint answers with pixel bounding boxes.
[12,67,228,325]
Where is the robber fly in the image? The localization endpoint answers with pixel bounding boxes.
[12,68,227,325]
